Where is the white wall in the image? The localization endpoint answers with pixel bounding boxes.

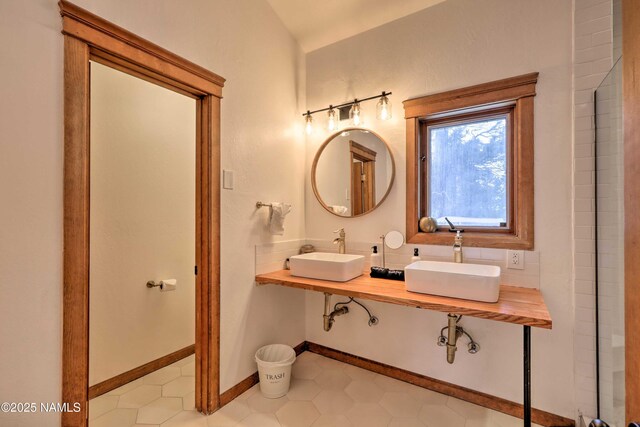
[0,2,63,426]
[0,0,306,425]
[89,62,196,385]
[304,0,575,418]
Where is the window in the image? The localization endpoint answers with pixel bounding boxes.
[423,108,512,231]
[404,73,537,249]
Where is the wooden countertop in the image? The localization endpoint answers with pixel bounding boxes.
[255,270,552,329]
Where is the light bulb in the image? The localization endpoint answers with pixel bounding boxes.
[305,113,313,135]
[327,107,337,131]
[376,93,392,120]
[349,102,362,126]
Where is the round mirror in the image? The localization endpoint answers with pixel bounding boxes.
[312,128,395,217]
[384,230,404,249]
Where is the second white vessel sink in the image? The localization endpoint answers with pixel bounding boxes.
[289,252,365,282]
[404,261,501,302]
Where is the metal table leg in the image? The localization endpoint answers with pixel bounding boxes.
[524,325,531,427]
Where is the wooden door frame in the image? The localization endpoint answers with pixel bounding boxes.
[349,140,377,214]
[623,0,640,423]
[60,1,224,425]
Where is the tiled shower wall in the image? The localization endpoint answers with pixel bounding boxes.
[573,0,613,419]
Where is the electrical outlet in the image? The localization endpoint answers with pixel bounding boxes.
[507,250,525,270]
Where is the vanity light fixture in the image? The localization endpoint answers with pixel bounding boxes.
[302,91,392,134]
[349,101,362,126]
[305,111,314,135]
[376,91,392,120]
[327,106,338,131]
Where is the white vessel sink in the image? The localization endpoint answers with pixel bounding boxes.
[404,261,501,303]
[289,252,365,282]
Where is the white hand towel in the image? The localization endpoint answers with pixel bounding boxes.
[269,202,291,235]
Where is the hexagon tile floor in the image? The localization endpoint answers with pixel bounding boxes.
[89,352,544,427]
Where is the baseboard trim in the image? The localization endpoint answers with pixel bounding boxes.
[306,342,574,427]
[88,344,195,399]
[219,342,308,406]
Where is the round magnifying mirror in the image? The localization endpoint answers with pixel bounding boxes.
[384,230,404,249]
[312,128,395,217]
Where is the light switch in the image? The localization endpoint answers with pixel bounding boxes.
[223,170,234,190]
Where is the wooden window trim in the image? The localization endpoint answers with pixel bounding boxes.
[404,73,537,249]
[59,1,224,425]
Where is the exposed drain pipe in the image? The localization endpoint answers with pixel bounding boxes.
[437,314,480,364]
[323,293,378,331]
[323,293,348,331]
[323,293,333,331]
[446,314,461,363]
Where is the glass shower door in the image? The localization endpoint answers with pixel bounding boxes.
[594,58,624,427]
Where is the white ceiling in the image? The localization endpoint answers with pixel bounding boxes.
[266,0,447,52]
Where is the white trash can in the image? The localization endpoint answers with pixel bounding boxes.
[255,344,296,398]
